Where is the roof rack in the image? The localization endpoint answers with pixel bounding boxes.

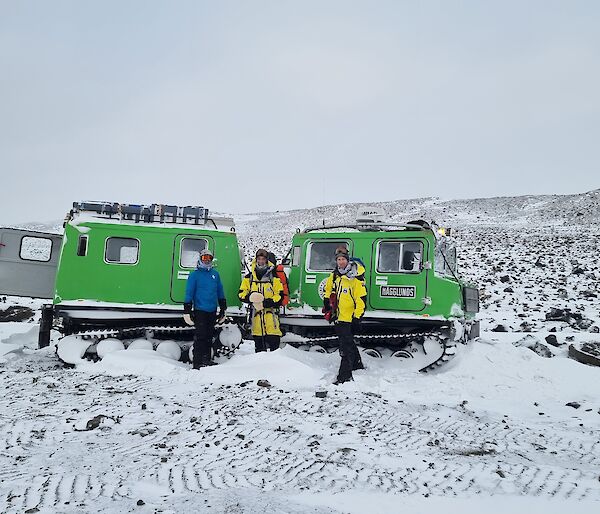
[301,222,430,233]
[70,201,210,225]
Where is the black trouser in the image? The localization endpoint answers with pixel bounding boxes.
[335,321,363,383]
[193,310,217,368]
[253,335,280,353]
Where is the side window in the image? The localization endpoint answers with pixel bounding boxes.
[20,236,52,262]
[180,238,208,268]
[435,239,457,276]
[307,241,348,271]
[402,242,423,272]
[377,241,423,273]
[77,235,88,256]
[378,242,401,272]
[291,246,301,266]
[446,246,457,274]
[105,237,139,264]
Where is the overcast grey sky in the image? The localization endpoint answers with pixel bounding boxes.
[1,1,599,224]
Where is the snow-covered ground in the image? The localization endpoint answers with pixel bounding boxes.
[1,191,599,513]
[1,333,599,513]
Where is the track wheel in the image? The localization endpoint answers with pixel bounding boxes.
[391,349,414,359]
[361,348,382,358]
[444,345,457,356]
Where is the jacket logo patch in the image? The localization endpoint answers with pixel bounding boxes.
[318,279,328,299]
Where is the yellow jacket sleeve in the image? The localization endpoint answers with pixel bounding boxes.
[271,278,283,304]
[352,278,367,319]
[324,273,334,299]
[239,276,251,302]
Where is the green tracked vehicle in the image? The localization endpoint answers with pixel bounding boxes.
[36,202,246,357]
[278,209,479,371]
[1,203,479,369]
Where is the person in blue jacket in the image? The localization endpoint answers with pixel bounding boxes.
[183,249,227,368]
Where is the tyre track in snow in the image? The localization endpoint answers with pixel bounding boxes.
[1,353,599,512]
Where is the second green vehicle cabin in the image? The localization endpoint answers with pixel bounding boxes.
[280,211,479,349]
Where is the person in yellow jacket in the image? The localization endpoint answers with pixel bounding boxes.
[323,246,367,384]
[239,248,284,352]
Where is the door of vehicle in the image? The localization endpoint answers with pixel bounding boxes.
[369,237,429,311]
[170,234,213,302]
[0,228,63,299]
[301,239,353,308]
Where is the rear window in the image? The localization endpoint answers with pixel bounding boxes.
[180,238,208,268]
[20,236,52,262]
[307,241,348,271]
[105,237,139,264]
[377,241,423,273]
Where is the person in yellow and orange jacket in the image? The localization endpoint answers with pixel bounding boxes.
[323,246,367,384]
[239,248,284,352]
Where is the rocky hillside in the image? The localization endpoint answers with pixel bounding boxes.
[234,189,600,258]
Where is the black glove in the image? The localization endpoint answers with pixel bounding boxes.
[323,298,331,311]
[263,298,275,308]
[351,317,361,334]
[218,298,227,319]
[184,302,193,315]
